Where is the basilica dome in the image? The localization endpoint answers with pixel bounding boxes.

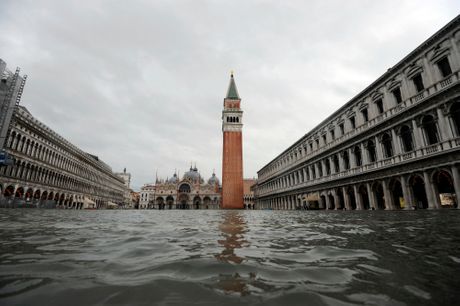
[168,173,179,184]
[183,166,201,182]
[208,173,220,186]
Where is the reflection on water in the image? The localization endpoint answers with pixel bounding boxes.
[215,211,248,264]
[215,211,250,295]
[1,209,460,306]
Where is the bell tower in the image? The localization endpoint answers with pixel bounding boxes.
[221,72,244,209]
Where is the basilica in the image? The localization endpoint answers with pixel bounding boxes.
[139,165,221,209]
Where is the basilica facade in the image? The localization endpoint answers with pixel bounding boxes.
[139,166,221,209]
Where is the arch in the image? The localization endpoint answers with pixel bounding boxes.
[319,195,327,210]
[366,140,377,162]
[166,195,174,209]
[4,185,15,197]
[25,188,33,201]
[342,151,350,170]
[389,178,404,209]
[204,196,212,209]
[178,194,189,209]
[332,155,340,172]
[15,187,24,198]
[421,115,439,145]
[450,102,460,136]
[372,182,386,210]
[400,125,414,152]
[353,145,362,167]
[358,185,370,210]
[336,188,345,209]
[193,195,201,209]
[409,175,428,209]
[48,192,54,200]
[381,133,393,158]
[432,169,457,208]
[346,186,357,210]
[178,183,191,193]
[327,193,335,210]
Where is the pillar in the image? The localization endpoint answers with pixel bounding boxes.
[366,182,377,210]
[423,171,438,209]
[382,180,393,210]
[342,188,350,210]
[401,175,412,210]
[354,185,363,210]
[451,165,460,209]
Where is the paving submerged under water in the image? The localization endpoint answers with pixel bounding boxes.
[0,209,459,306]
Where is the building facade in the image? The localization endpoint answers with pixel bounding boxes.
[243,178,256,209]
[222,73,244,209]
[0,60,125,209]
[139,166,221,209]
[253,16,460,211]
[115,168,132,208]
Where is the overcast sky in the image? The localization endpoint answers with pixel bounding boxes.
[1,1,459,190]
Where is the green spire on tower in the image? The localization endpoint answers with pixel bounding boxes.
[226,71,240,99]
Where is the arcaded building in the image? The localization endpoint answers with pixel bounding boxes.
[139,166,221,209]
[253,16,460,210]
[243,178,256,209]
[0,59,125,209]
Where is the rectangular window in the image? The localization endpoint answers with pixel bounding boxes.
[339,123,344,135]
[330,129,335,140]
[322,134,327,144]
[309,143,313,151]
[349,116,356,129]
[392,87,402,104]
[361,109,368,123]
[375,99,384,114]
[437,57,452,78]
[315,139,319,148]
[412,73,424,92]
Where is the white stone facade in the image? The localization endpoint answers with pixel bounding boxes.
[254,16,460,211]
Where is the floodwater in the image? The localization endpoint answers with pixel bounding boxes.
[0,210,460,306]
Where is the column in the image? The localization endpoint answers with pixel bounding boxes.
[354,185,363,210]
[391,129,402,155]
[325,192,330,210]
[366,182,377,210]
[303,168,308,182]
[401,175,412,210]
[437,108,451,142]
[382,180,393,210]
[342,188,350,210]
[423,171,437,209]
[411,119,423,150]
[375,136,383,161]
[333,191,340,210]
[361,143,368,165]
[451,165,460,209]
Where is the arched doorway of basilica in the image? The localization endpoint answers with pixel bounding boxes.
[179,194,189,209]
[203,197,211,209]
[193,196,201,209]
[166,196,174,209]
[156,197,165,209]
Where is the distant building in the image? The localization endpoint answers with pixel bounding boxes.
[243,178,257,209]
[115,168,132,208]
[0,59,125,209]
[139,165,221,209]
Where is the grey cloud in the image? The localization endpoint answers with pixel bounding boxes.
[0,0,459,190]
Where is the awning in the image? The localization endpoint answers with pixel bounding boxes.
[304,193,320,201]
[83,197,96,209]
[107,201,119,208]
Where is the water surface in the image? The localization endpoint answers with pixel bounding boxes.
[1,209,460,305]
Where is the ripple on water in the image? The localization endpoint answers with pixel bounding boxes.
[0,209,459,306]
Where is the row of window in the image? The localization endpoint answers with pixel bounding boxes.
[261,54,456,179]
[259,104,460,194]
[6,129,121,189]
[226,116,240,123]
[0,159,122,198]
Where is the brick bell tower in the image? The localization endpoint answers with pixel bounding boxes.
[221,72,244,209]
